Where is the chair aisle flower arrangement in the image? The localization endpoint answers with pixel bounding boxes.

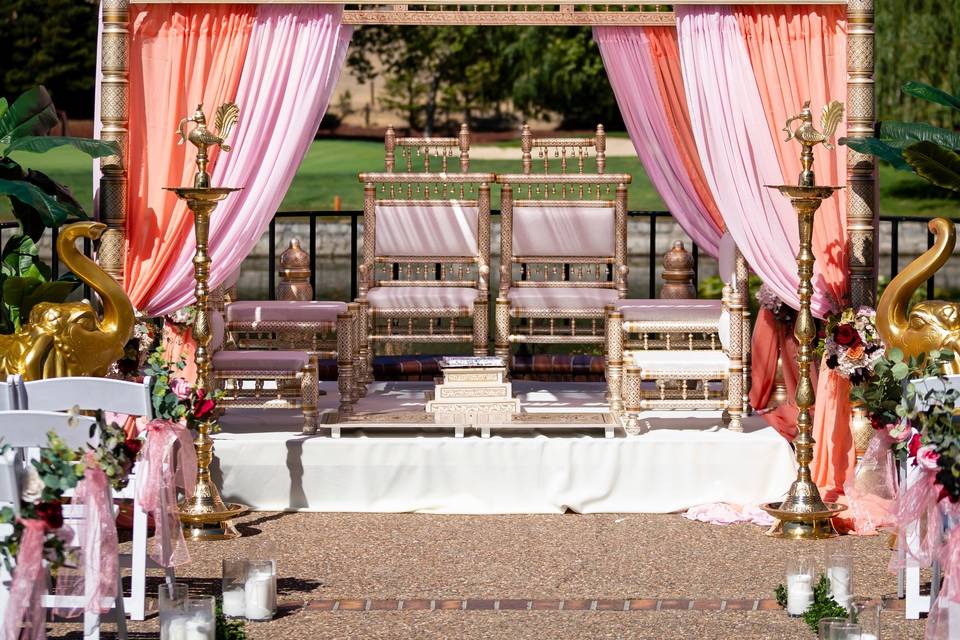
[494,124,632,361]
[354,125,494,389]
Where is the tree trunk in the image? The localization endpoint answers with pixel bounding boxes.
[424,72,441,137]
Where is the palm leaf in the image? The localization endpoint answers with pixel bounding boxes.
[842,136,912,171]
[903,81,960,112]
[4,136,118,158]
[0,98,7,120]
[902,140,960,192]
[878,121,960,150]
[0,178,75,227]
[0,87,58,144]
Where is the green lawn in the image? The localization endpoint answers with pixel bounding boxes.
[3,138,958,219]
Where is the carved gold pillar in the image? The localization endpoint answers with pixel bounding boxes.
[846,0,877,308]
[98,0,130,285]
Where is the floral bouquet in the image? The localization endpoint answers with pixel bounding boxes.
[108,314,161,380]
[822,306,886,384]
[167,304,197,328]
[145,345,221,430]
[757,283,796,325]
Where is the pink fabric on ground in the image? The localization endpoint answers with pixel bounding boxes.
[594,26,723,258]
[683,503,774,526]
[142,5,352,315]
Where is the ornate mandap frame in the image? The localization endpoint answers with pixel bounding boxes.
[99,0,876,308]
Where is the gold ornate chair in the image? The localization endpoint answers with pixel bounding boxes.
[209,268,361,434]
[605,233,751,431]
[355,125,493,385]
[494,125,630,361]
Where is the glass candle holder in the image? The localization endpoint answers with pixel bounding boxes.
[785,556,815,616]
[182,595,216,640]
[829,622,862,640]
[159,583,189,640]
[826,553,854,609]
[849,599,881,640]
[221,559,248,618]
[818,617,849,640]
[244,559,277,621]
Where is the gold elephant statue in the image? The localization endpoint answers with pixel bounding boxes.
[0,222,135,380]
[877,217,960,374]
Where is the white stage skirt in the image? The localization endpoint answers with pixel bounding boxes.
[214,382,797,514]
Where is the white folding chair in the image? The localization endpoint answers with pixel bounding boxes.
[15,377,167,621]
[0,377,15,410]
[0,410,127,640]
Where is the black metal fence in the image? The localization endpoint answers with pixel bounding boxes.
[265,211,945,302]
[0,212,947,306]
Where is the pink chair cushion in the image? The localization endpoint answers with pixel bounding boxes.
[507,287,619,312]
[209,311,225,354]
[375,203,479,257]
[367,286,481,311]
[225,300,347,324]
[212,350,310,372]
[513,205,615,257]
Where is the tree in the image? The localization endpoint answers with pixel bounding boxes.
[0,0,99,119]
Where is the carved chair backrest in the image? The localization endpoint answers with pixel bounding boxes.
[385,123,471,173]
[358,173,494,297]
[497,173,630,296]
[521,123,607,175]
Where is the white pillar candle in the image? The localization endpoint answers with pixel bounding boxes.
[827,565,852,607]
[859,634,877,640]
[222,587,245,618]
[160,613,188,640]
[184,614,215,640]
[244,569,277,620]
[786,573,813,616]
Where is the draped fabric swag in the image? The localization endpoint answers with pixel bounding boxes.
[596,5,854,497]
[123,4,351,316]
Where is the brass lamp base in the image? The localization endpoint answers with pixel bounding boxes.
[762,501,847,540]
[177,420,250,542]
[180,503,250,541]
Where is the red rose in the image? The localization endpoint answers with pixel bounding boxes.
[195,388,207,402]
[193,397,216,420]
[909,433,923,458]
[123,438,143,459]
[36,502,63,530]
[832,323,863,348]
[869,414,886,431]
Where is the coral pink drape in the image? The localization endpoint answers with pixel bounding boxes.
[644,27,726,237]
[734,4,854,499]
[125,5,255,310]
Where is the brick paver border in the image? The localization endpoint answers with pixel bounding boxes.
[297,597,905,613]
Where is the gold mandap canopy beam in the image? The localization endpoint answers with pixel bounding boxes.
[102,0,874,309]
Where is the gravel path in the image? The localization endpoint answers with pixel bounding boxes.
[47,511,927,639]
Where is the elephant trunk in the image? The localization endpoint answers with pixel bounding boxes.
[877,217,956,348]
[57,222,135,346]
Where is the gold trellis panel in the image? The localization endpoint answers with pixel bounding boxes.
[104,0,874,308]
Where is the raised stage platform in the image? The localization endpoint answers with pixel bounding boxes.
[213,382,797,514]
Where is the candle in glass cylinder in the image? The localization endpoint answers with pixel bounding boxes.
[244,560,277,620]
[827,554,853,609]
[786,556,815,616]
[183,596,216,640]
[222,559,248,618]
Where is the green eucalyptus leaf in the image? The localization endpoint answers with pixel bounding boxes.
[892,362,911,380]
[889,348,905,363]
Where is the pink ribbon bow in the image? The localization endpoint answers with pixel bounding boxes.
[890,465,943,571]
[55,455,119,618]
[3,519,47,640]
[137,419,197,567]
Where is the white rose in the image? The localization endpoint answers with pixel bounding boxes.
[19,466,44,503]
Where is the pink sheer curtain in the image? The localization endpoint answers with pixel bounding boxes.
[676,5,836,318]
[140,5,352,316]
[594,26,724,258]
